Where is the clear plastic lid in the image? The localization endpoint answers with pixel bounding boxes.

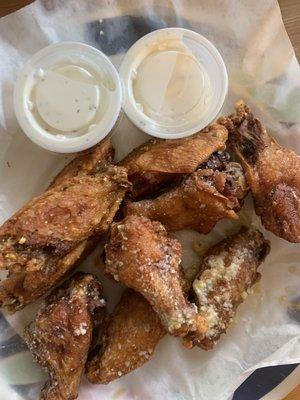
[120,28,228,139]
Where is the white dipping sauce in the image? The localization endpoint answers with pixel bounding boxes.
[35,66,100,132]
[120,28,229,139]
[131,38,212,127]
[14,42,123,153]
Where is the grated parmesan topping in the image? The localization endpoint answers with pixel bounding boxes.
[193,248,249,339]
[74,322,88,336]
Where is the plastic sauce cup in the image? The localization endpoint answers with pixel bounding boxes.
[119,28,228,139]
[14,42,122,153]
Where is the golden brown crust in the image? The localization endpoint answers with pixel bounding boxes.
[86,289,165,384]
[220,101,300,243]
[124,154,248,233]
[49,138,114,188]
[0,166,129,312]
[119,124,228,198]
[24,273,106,400]
[186,227,270,350]
[105,215,207,338]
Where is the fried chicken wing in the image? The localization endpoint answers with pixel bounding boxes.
[105,215,207,338]
[24,273,106,400]
[119,123,228,198]
[87,245,205,384]
[185,227,270,349]
[220,101,300,242]
[49,138,114,188]
[124,153,248,233]
[86,289,165,384]
[0,165,129,312]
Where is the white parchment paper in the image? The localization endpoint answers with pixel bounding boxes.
[0,1,300,400]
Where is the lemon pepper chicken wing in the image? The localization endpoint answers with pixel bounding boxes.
[105,215,207,338]
[185,227,270,349]
[86,289,165,384]
[124,152,248,233]
[0,165,129,312]
[24,273,106,400]
[220,101,300,243]
[119,123,228,198]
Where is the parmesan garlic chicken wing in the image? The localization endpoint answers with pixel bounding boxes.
[86,289,165,384]
[105,215,207,339]
[87,246,204,384]
[24,273,106,400]
[119,123,228,198]
[185,227,270,349]
[124,152,248,233]
[0,140,129,312]
[220,101,300,243]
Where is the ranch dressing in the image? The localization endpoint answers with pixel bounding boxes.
[35,66,100,132]
[120,28,228,139]
[14,42,123,152]
[132,38,211,126]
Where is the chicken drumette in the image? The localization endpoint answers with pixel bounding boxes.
[105,215,207,339]
[220,101,300,243]
[24,273,106,400]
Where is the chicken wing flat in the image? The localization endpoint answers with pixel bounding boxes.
[86,289,165,384]
[24,273,106,400]
[220,101,300,243]
[0,165,129,312]
[119,123,228,198]
[105,215,207,338]
[124,153,248,233]
[185,227,270,350]
[49,138,114,188]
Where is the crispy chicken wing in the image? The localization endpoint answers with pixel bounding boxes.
[105,215,207,338]
[86,289,165,384]
[185,227,270,349]
[87,246,205,384]
[119,124,228,198]
[124,153,248,233]
[49,138,114,188]
[220,101,300,242]
[0,165,129,312]
[24,273,106,400]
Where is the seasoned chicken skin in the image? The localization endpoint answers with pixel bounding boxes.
[119,123,228,198]
[0,162,129,312]
[220,101,300,243]
[24,273,106,400]
[105,215,207,338]
[86,289,165,384]
[87,246,206,384]
[186,227,270,349]
[125,152,248,233]
[49,138,114,188]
